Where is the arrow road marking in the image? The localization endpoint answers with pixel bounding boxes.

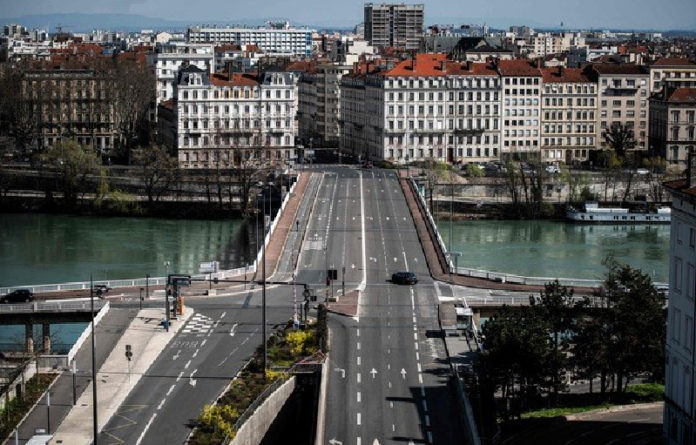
[370,368,377,379]
[401,368,407,380]
[189,369,198,387]
[172,349,181,361]
[334,367,345,379]
[328,439,343,445]
[229,323,238,336]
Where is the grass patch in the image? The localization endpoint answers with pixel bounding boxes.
[0,373,57,439]
[518,383,664,419]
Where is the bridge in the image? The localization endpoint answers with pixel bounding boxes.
[5,166,643,445]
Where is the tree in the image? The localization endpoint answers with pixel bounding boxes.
[642,156,669,203]
[133,145,177,204]
[465,163,484,178]
[603,123,637,203]
[233,147,268,217]
[40,139,104,208]
[596,150,622,201]
[112,60,155,163]
[0,62,39,156]
[600,257,666,390]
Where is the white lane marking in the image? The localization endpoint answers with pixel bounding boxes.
[229,323,238,336]
[357,356,361,366]
[189,369,198,387]
[425,415,431,427]
[390,401,394,408]
[358,171,367,294]
[172,349,181,361]
[422,400,428,412]
[387,363,390,370]
[420,387,426,397]
[392,424,395,432]
[135,413,157,445]
[357,412,361,425]
[416,352,419,361]
[419,373,423,384]
[387,348,391,354]
[201,339,207,347]
[357,438,361,445]
[157,398,166,410]
[413,333,418,340]
[357,373,361,383]
[176,371,183,382]
[417,363,422,373]
[414,342,419,350]
[220,311,226,318]
[357,391,361,402]
[192,348,199,358]
[428,432,433,443]
[185,359,191,369]
[357,342,361,350]
[388,381,392,389]
[166,384,175,396]
[356,328,360,337]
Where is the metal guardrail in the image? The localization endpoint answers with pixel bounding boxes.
[0,299,106,314]
[410,175,670,292]
[0,177,300,298]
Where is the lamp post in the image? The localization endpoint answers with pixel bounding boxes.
[90,275,98,445]
[139,287,144,310]
[260,184,268,378]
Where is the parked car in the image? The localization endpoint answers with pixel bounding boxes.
[391,272,418,285]
[545,164,561,174]
[1,289,35,304]
[93,284,112,295]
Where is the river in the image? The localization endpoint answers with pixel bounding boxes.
[437,220,669,283]
[0,213,259,287]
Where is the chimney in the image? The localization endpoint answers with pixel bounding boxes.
[441,60,447,72]
[466,60,472,71]
[689,152,696,188]
[536,58,542,69]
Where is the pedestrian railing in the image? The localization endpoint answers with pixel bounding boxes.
[0,299,106,314]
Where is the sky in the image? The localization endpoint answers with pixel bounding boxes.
[1,0,695,30]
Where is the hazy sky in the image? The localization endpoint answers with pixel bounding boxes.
[2,0,695,29]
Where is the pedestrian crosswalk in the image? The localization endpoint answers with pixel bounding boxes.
[182,313,214,336]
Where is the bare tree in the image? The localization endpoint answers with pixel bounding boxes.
[233,146,268,217]
[133,145,177,204]
[40,139,104,208]
[603,123,638,203]
[112,60,155,163]
[0,62,39,157]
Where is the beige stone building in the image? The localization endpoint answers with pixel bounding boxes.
[649,57,696,94]
[593,63,650,152]
[540,66,598,163]
[650,88,696,169]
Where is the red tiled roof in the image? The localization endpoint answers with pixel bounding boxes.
[496,59,542,77]
[592,63,647,75]
[664,179,696,198]
[383,53,449,77]
[444,61,498,76]
[216,44,241,52]
[653,57,696,67]
[285,60,317,73]
[210,73,258,87]
[668,88,696,103]
[541,67,592,83]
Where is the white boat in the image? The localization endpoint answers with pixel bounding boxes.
[566,202,671,224]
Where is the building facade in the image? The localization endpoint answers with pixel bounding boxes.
[21,69,116,151]
[663,167,696,445]
[364,3,424,50]
[497,59,542,160]
[650,88,696,168]
[155,42,214,104]
[540,66,598,163]
[650,58,696,94]
[174,66,297,169]
[593,63,650,153]
[340,55,501,164]
[187,26,312,57]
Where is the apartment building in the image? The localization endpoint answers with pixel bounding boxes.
[650,58,696,94]
[155,42,214,104]
[540,66,598,163]
[650,88,696,168]
[173,65,297,169]
[530,32,586,58]
[21,69,116,151]
[187,26,312,57]
[364,3,424,50]
[593,63,650,152]
[340,54,501,164]
[663,165,696,445]
[497,59,542,160]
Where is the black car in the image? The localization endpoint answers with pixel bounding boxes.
[392,272,418,285]
[1,289,35,304]
[93,284,112,295]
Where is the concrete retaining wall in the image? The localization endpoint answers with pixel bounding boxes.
[230,377,296,445]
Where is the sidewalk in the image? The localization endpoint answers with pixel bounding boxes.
[398,174,595,294]
[8,308,135,445]
[48,307,192,445]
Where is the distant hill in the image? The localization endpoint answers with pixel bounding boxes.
[0,13,279,33]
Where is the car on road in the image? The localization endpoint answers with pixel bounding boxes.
[93,284,112,295]
[1,289,35,304]
[391,271,418,285]
[545,164,561,174]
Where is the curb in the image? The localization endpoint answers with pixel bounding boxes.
[314,327,330,445]
[564,401,664,421]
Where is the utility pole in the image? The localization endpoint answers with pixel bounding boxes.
[90,275,98,445]
[262,188,267,378]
